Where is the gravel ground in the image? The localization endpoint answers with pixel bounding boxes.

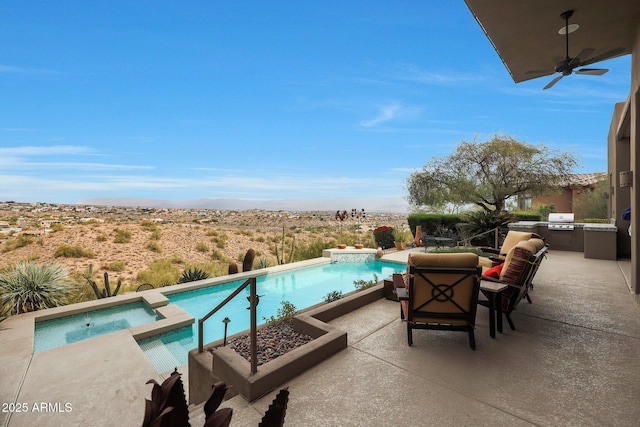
[226,321,313,365]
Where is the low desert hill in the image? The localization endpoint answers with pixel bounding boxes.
[0,204,407,293]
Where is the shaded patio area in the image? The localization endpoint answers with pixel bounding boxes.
[244,249,640,426]
[1,249,639,426]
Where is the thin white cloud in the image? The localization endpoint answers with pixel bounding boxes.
[0,64,62,76]
[360,102,423,128]
[391,64,486,85]
[0,145,92,156]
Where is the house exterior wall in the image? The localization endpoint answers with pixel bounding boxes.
[532,190,572,213]
[609,102,632,258]
[609,22,640,299]
[532,187,597,219]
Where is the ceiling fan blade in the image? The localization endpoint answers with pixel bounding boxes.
[576,68,609,76]
[579,47,626,67]
[569,48,595,67]
[543,75,563,90]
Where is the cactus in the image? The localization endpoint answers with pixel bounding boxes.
[242,249,256,272]
[83,264,122,299]
[228,262,238,275]
[274,227,296,265]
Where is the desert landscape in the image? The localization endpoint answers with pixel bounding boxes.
[0,202,407,298]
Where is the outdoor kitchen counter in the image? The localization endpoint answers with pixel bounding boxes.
[583,223,618,260]
[509,221,618,260]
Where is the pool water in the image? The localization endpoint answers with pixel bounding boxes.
[34,302,160,352]
[140,260,404,372]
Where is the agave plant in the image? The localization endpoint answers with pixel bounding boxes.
[177,267,209,284]
[462,209,512,246]
[0,261,74,315]
[143,369,288,427]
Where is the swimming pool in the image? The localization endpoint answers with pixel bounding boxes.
[34,302,160,352]
[139,259,405,372]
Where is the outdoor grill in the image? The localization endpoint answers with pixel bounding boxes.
[548,213,575,231]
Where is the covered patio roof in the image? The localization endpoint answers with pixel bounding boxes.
[464,0,640,84]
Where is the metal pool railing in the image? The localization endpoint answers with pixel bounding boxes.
[197,277,258,374]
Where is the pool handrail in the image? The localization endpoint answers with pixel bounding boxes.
[197,277,258,374]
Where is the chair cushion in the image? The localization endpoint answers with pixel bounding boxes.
[478,256,494,268]
[408,252,479,268]
[483,263,504,279]
[402,253,479,322]
[499,231,533,256]
[528,238,545,252]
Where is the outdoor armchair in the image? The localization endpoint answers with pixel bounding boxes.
[478,230,538,268]
[479,238,548,331]
[398,253,481,350]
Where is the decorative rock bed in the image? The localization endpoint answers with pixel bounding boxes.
[188,284,385,403]
[227,321,313,366]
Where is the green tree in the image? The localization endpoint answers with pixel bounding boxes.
[406,134,577,212]
[573,174,608,219]
[0,261,74,315]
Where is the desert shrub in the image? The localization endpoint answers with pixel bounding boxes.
[353,274,379,291]
[1,234,35,253]
[199,261,229,278]
[136,259,181,287]
[114,228,132,243]
[51,223,64,232]
[263,301,297,326]
[255,236,266,243]
[150,229,161,240]
[169,254,185,265]
[195,242,209,252]
[211,248,226,261]
[54,244,96,259]
[96,234,108,242]
[254,257,272,269]
[292,237,332,262]
[140,220,159,231]
[0,261,74,315]
[105,260,126,272]
[146,241,162,253]
[324,290,343,303]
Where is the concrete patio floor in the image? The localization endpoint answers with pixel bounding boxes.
[2,249,640,426]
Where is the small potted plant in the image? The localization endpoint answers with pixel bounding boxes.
[393,227,411,251]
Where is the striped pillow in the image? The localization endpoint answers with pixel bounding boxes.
[501,247,530,285]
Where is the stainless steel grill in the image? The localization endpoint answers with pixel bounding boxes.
[548,213,575,231]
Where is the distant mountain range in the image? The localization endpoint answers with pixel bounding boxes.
[78,197,409,213]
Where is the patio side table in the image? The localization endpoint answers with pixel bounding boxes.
[479,280,508,338]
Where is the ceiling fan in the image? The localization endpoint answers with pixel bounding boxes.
[541,10,609,90]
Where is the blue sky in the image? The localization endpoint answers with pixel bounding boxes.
[0,1,631,213]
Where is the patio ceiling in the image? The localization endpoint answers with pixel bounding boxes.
[464,0,640,84]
